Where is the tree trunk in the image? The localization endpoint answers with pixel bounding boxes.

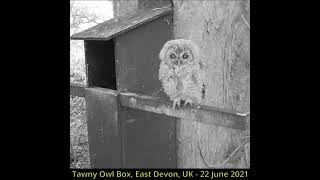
[172,0,250,168]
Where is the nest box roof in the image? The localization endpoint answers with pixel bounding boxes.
[70,6,173,41]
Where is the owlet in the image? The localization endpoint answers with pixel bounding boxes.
[159,39,206,109]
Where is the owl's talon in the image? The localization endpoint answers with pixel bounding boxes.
[173,98,181,110]
[184,99,193,107]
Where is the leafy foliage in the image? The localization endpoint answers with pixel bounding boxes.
[70,96,90,168]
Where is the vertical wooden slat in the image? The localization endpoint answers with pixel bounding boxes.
[85,88,122,168]
[119,107,176,168]
[113,0,139,18]
[70,83,86,97]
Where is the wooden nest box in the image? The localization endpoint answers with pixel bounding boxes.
[71,6,173,95]
[71,6,177,168]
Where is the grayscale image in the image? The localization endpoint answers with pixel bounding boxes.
[70,0,250,169]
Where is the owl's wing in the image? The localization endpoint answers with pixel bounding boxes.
[159,62,177,99]
[158,62,170,80]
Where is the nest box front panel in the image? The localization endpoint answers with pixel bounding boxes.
[115,14,172,96]
[120,108,176,168]
[115,14,177,168]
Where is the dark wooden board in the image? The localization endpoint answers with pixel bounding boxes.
[70,83,86,97]
[85,88,122,168]
[115,14,172,96]
[119,92,249,130]
[120,107,176,168]
[71,6,172,41]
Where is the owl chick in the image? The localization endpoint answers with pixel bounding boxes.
[159,39,206,109]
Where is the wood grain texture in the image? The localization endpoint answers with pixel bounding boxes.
[138,0,172,9]
[85,88,122,168]
[113,0,172,17]
[113,0,139,18]
[172,0,250,168]
[119,92,249,130]
[119,107,176,168]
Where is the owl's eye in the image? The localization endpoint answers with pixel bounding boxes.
[170,54,176,59]
[182,53,189,59]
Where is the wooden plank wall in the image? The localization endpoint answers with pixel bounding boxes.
[113,0,139,17]
[85,88,122,168]
[120,108,176,168]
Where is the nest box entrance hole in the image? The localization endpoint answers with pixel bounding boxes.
[85,40,117,90]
